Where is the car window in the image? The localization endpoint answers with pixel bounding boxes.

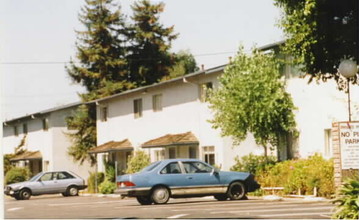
[183,162,212,173]
[57,172,75,180]
[40,173,53,181]
[160,162,181,174]
[141,161,161,172]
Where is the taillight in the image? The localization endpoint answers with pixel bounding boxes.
[117,181,136,187]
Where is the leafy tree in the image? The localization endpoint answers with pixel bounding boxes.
[274,0,358,85]
[125,150,150,174]
[209,47,297,157]
[66,0,134,101]
[162,50,199,81]
[127,0,178,86]
[66,104,97,165]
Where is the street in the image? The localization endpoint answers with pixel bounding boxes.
[4,194,335,219]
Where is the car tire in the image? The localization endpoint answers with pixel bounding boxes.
[136,196,153,205]
[227,181,246,200]
[14,194,22,200]
[67,186,79,196]
[61,192,69,197]
[214,194,228,201]
[19,189,32,200]
[151,186,170,204]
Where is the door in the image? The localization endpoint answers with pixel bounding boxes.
[180,161,223,194]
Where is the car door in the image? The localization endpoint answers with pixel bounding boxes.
[36,172,57,194]
[53,172,72,193]
[156,162,189,195]
[180,161,223,194]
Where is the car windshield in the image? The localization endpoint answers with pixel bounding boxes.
[28,172,43,182]
[140,161,161,172]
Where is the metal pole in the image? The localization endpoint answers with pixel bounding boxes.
[115,161,118,182]
[347,80,352,122]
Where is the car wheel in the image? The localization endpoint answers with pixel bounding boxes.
[19,189,32,200]
[14,195,22,200]
[227,181,246,200]
[214,194,228,201]
[136,196,153,205]
[61,192,69,197]
[67,186,79,196]
[151,186,170,204]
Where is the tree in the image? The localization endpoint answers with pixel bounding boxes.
[127,0,178,86]
[162,50,199,81]
[66,104,97,165]
[274,0,358,85]
[208,47,297,157]
[125,150,150,174]
[66,0,134,101]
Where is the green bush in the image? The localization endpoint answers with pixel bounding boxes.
[99,180,117,194]
[332,178,359,219]
[257,153,334,197]
[230,153,277,175]
[87,172,105,193]
[125,151,150,174]
[5,167,31,184]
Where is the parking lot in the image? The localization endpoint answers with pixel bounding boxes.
[4,194,335,219]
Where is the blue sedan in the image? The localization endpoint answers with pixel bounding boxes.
[115,159,260,205]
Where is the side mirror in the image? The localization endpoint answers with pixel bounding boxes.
[211,168,219,176]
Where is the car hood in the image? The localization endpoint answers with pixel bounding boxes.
[7,181,30,189]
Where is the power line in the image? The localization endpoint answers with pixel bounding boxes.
[0,51,237,65]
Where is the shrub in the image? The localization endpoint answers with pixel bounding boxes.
[5,167,31,184]
[230,153,277,175]
[256,153,335,197]
[99,180,117,194]
[125,151,150,174]
[332,178,359,219]
[87,172,105,193]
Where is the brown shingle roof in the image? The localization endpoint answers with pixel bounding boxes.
[142,132,199,148]
[10,151,42,161]
[89,139,133,154]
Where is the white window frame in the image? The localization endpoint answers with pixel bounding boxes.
[152,94,163,112]
[133,99,143,119]
[200,82,213,102]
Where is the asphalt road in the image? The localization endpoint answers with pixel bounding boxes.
[4,194,335,219]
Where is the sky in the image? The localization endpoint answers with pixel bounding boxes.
[1,0,284,120]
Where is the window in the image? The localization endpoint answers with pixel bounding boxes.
[182,161,212,173]
[160,162,181,174]
[189,146,197,158]
[152,94,162,112]
[42,118,49,131]
[14,126,18,136]
[40,173,53,181]
[200,82,213,102]
[324,129,332,157]
[101,106,108,122]
[133,99,143,118]
[56,172,75,180]
[168,147,176,159]
[155,149,165,161]
[203,146,215,165]
[23,123,28,134]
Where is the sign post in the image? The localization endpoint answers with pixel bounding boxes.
[332,121,359,188]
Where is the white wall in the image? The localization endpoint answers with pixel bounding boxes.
[97,73,262,171]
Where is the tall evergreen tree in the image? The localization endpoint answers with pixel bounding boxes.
[66,0,134,101]
[65,0,130,164]
[128,0,178,86]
